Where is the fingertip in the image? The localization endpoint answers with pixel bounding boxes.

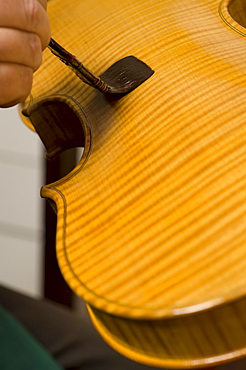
[38,0,48,11]
[41,19,51,51]
[39,0,51,49]
[42,32,51,52]
[0,63,33,108]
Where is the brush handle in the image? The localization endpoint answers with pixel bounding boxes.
[48,38,109,92]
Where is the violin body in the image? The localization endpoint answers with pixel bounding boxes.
[21,0,246,368]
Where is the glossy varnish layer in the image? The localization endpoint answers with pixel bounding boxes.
[88,296,246,368]
[22,0,246,367]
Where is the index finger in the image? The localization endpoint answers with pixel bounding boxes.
[0,0,50,50]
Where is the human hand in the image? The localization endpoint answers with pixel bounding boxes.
[0,0,50,107]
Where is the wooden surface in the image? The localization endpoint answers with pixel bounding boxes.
[21,0,246,368]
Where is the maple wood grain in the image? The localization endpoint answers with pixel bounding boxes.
[21,0,246,368]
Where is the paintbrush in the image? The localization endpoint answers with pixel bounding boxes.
[48,38,154,95]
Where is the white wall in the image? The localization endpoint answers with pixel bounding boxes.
[0,106,43,297]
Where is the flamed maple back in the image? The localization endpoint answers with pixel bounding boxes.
[21,0,246,367]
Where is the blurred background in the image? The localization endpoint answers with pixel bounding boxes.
[0,106,43,298]
[0,105,76,307]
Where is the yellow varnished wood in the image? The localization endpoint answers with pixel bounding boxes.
[21,0,246,367]
[88,297,246,368]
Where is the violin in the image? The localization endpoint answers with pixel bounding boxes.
[20,0,246,368]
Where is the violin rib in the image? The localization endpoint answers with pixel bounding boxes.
[21,0,246,367]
